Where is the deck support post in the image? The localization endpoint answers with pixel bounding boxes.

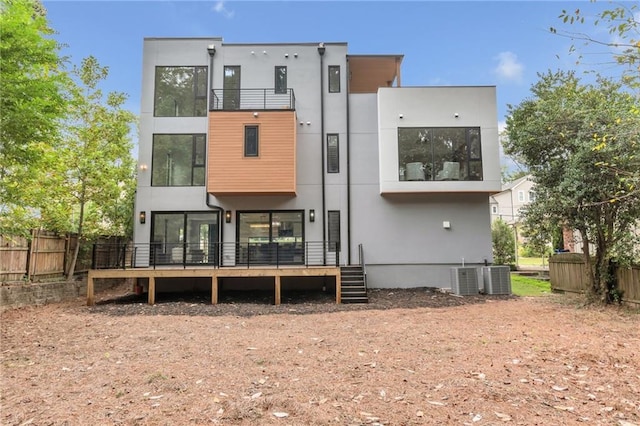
[87,271,95,306]
[148,276,156,305]
[274,275,281,305]
[212,275,218,304]
[336,271,341,304]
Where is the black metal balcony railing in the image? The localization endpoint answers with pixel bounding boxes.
[210,88,295,111]
[91,241,339,270]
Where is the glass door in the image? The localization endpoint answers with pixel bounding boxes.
[238,211,304,265]
[223,66,240,110]
[151,212,219,265]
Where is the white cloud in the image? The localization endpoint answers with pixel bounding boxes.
[213,0,234,19]
[493,51,524,83]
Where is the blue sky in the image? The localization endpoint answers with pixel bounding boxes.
[43,0,626,164]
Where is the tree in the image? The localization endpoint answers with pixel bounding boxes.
[492,218,516,266]
[53,56,136,277]
[0,0,70,235]
[550,2,640,88]
[505,70,640,303]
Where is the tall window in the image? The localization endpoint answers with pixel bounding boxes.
[327,134,339,173]
[328,211,340,252]
[328,65,340,93]
[152,134,205,186]
[223,66,241,110]
[397,127,483,182]
[151,212,219,265]
[154,66,207,117]
[275,66,287,94]
[518,191,525,202]
[244,125,259,157]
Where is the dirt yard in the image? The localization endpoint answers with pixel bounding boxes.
[1,286,639,425]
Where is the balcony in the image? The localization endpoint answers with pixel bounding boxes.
[210,88,295,111]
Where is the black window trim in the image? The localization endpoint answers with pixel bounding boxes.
[151,133,206,186]
[327,133,340,173]
[328,65,340,93]
[275,65,287,94]
[153,65,208,117]
[244,125,259,157]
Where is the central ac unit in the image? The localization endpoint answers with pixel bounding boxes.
[450,267,478,295]
[482,266,512,295]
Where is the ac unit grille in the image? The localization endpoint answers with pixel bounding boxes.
[482,266,512,295]
[450,267,478,295]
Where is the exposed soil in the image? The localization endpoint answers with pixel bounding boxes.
[1,285,639,425]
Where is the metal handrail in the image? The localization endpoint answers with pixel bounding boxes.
[210,88,295,111]
[358,243,368,290]
[91,241,338,270]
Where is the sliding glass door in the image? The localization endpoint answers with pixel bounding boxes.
[151,211,219,265]
[237,211,304,264]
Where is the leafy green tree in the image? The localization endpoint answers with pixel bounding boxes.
[505,70,640,303]
[550,3,640,87]
[0,0,70,235]
[492,218,516,266]
[52,56,136,277]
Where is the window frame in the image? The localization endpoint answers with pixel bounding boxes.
[327,134,340,173]
[397,127,483,182]
[328,210,340,252]
[153,66,208,117]
[151,134,206,186]
[244,125,259,157]
[328,65,340,93]
[274,66,287,94]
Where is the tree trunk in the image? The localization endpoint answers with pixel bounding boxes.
[66,195,85,279]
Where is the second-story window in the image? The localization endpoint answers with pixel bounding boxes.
[328,65,340,93]
[152,134,205,186]
[154,66,207,117]
[327,134,339,173]
[275,66,287,94]
[244,125,259,157]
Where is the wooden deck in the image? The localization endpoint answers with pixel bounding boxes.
[87,266,342,306]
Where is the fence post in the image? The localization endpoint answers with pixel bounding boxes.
[91,243,97,269]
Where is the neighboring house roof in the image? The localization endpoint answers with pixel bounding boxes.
[501,174,530,193]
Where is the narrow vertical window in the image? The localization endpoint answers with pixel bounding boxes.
[244,125,259,157]
[275,66,287,94]
[518,191,525,202]
[328,211,340,252]
[328,65,340,93]
[327,134,339,173]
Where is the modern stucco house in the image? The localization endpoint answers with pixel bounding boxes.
[117,37,502,302]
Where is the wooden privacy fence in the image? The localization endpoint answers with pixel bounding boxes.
[549,253,640,305]
[1,231,125,284]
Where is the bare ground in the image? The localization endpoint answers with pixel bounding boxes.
[1,285,639,426]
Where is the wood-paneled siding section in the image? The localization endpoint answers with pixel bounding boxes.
[208,111,297,196]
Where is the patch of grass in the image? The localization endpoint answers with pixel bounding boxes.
[511,274,551,297]
[517,257,548,267]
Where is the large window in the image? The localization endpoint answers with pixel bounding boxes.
[275,66,287,94]
[327,134,339,173]
[328,65,340,93]
[244,125,259,157]
[152,134,205,186]
[154,66,207,117]
[238,211,304,264]
[397,127,482,182]
[151,212,219,265]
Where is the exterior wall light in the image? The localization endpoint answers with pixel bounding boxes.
[139,164,148,171]
[253,112,259,117]
[309,209,315,222]
[225,210,232,223]
[139,211,146,224]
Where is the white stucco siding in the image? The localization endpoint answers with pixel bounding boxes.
[377,86,501,194]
